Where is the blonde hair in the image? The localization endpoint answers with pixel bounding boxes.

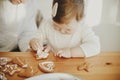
[52,0,84,24]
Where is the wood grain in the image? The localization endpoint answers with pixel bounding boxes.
[0,52,120,80]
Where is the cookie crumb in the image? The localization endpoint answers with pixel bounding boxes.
[106,62,112,65]
[77,62,89,72]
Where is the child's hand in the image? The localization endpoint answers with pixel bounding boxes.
[55,48,71,58]
[10,0,26,5]
[29,38,51,53]
[29,38,43,51]
[42,44,51,53]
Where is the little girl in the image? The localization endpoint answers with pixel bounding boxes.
[29,0,100,58]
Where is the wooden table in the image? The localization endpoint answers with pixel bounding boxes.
[0,52,120,80]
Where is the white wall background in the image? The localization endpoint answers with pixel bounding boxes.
[101,0,119,24]
[94,24,120,52]
[84,0,103,27]
[94,0,120,52]
[37,0,120,52]
[117,0,120,24]
[37,0,53,19]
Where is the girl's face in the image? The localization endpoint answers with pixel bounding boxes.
[53,18,79,34]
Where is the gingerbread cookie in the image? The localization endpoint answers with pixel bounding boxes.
[0,72,7,80]
[2,64,20,76]
[39,61,55,73]
[12,57,28,68]
[77,62,90,72]
[35,49,49,60]
[18,66,37,78]
[0,57,12,66]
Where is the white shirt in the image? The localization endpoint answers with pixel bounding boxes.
[38,19,100,57]
[0,0,40,52]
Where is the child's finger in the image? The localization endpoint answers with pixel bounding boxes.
[31,44,38,51]
[57,50,63,57]
[59,51,66,58]
[36,42,41,50]
[56,51,60,56]
[54,53,57,56]
[44,45,51,53]
[59,54,62,58]
[38,42,44,50]
[44,47,50,53]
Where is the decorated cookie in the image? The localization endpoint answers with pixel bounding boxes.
[0,57,12,66]
[2,64,20,76]
[35,49,49,60]
[0,72,7,80]
[39,61,55,73]
[12,57,28,68]
[18,66,37,78]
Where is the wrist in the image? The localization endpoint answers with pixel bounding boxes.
[70,46,85,58]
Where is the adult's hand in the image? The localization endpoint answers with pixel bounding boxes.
[10,0,26,5]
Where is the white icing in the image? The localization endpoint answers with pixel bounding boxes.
[36,49,49,59]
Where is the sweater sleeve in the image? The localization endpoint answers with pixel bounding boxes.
[18,3,38,51]
[18,1,43,52]
[80,26,100,57]
[37,19,48,44]
[18,12,38,52]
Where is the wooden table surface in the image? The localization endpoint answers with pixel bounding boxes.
[0,52,120,80]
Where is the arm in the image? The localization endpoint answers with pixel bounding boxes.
[29,19,49,52]
[18,0,45,52]
[18,15,38,52]
[18,2,38,51]
[74,26,100,57]
[57,26,100,58]
[70,46,85,57]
